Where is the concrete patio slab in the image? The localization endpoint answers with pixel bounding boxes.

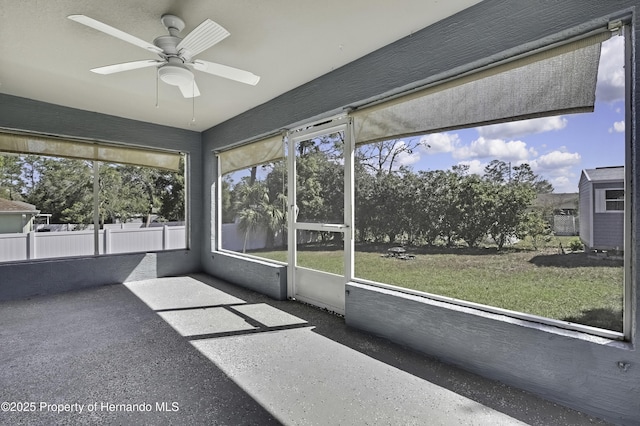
[231,303,308,327]
[159,307,257,336]
[0,273,612,425]
[124,276,245,310]
[192,328,527,425]
[0,281,278,425]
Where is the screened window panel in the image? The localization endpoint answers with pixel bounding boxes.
[351,32,611,145]
[219,134,285,175]
[0,132,182,171]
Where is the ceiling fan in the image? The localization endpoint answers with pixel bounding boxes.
[68,14,260,98]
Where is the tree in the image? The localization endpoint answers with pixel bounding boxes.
[3,152,185,228]
[487,181,536,250]
[17,155,42,195]
[483,159,512,183]
[263,161,288,248]
[234,181,269,253]
[295,152,326,223]
[354,160,376,242]
[412,171,442,245]
[0,154,23,200]
[455,175,494,247]
[233,179,287,252]
[481,160,552,249]
[516,210,551,250]
[372,171,405,243]
[431,169,463,246]
[484,160,553,193]
[25,158,93,226]
[155,160,185,222]
[220,175,236,223]
[98,164,126,225]
[512,163,553,194]
[356,138,423,175]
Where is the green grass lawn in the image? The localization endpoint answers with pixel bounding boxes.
[250,242,624,332]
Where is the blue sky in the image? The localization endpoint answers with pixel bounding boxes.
[391,35,626,193]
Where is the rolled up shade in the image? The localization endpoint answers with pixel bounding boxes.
[352,31,611,145]
[219,133,284,175]
[0,132,182,171]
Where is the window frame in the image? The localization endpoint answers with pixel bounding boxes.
[347,27,630,341]
[606,189,624,212]
[211,23,632,341]
[0,140,189,262]
[595,188,625,213]
[213,137,288,263]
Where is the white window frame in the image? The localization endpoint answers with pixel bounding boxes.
[595,188,624,213]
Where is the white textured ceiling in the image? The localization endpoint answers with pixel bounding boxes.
[0,0,482,131]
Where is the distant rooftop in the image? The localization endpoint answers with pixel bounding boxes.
[582,166,624,182]
[0,198,39,214]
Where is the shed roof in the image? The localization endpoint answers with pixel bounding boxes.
[0,198,39,214]
[582,166,624,182]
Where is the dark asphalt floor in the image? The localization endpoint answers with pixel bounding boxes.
[0,273,610,425]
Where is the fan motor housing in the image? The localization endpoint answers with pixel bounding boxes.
[153,35,181,56]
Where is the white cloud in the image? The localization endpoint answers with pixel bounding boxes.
[530,150,581,187]
[419,133,459,154]
[531,150,581,171]
[596,36,625,103]
[609,120,625,133]
[456,160,486,175]
[453,137,535,161]
[549,176,578,193]
[476,116,568,139]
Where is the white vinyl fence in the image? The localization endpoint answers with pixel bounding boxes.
[221,223,269,252]
[221,223,285,252]
[0,225,185,262]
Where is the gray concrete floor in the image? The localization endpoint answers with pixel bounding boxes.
[0,273,610,425]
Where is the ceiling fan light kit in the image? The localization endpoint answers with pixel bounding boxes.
[158,63,193,87]
[68,13,260,99]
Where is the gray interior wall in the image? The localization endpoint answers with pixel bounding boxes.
[208,251,287,300]
[345,282,638,424]
[200,1,640,424]
[0,94,203,298]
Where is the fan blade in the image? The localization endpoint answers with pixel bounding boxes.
[193,60,260,85]
[91,60,164,75]
[178,81,201,98]
[68,15,163,54]
[176,19,230,58]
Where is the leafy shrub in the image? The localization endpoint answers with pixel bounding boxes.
[568,239,583,252]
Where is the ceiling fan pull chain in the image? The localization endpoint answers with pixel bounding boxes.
[191,80,196,124]
[155,68,160,108]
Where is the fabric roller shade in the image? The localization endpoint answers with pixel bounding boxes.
[219,133,285,175]
[0,132,182,171]
[351,31,611,145]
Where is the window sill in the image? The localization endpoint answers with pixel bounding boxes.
[347,280,630,348]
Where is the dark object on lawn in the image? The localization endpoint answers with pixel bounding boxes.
[382,246,415,260]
